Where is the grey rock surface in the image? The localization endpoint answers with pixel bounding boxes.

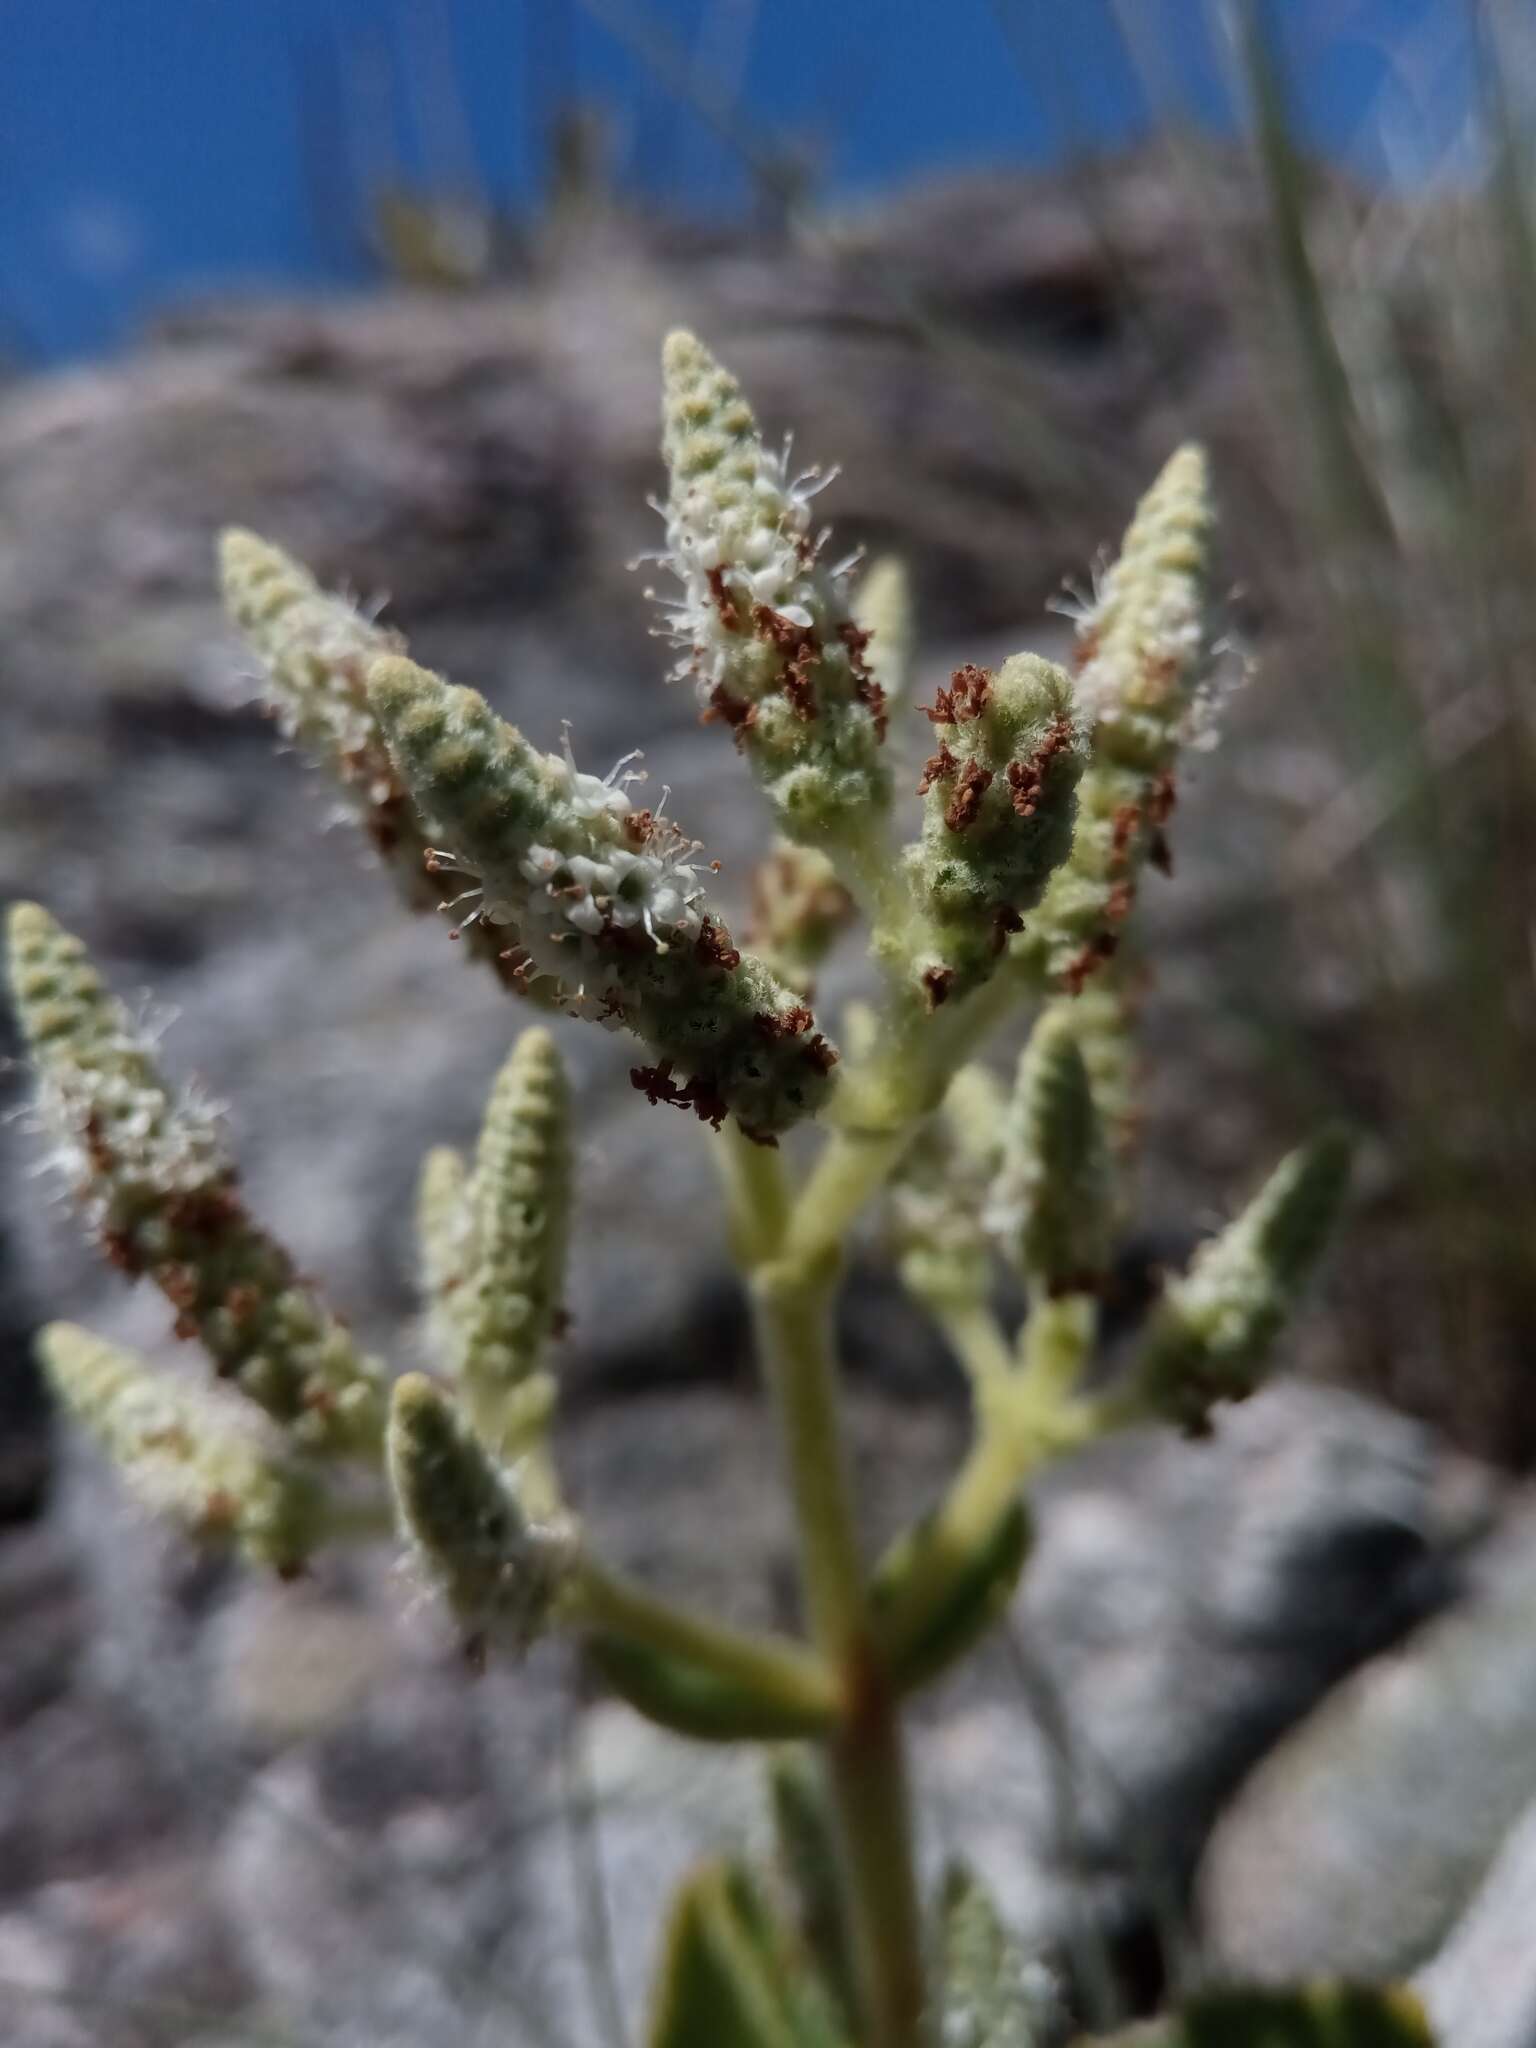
[1416,1794,1536,2048]
[1199,1487,1536,1985]
[0,1378,1468,2043]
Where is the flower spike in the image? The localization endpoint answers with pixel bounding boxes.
[40,1324,324,1576]
[387,1372,571,1653]
[656,330,892,857]
[1018,444,1216,991]
[905,655,1087,1005]
[368,657,838,1139]
[1134,1130,1352,1433]
[220,528,559,1004]
[7,903,385,1455]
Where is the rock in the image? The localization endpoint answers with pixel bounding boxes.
[1000,1381,1450,1875]
[1198,1487,1536,1983]
[1416,1795,1536,2048]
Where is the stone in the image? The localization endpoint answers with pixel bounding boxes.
[1199,1488,1536,1983]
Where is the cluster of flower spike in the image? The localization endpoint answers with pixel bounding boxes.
[1016,444,1215,993]
[7,904,385,1456]
[656,330,892,853]
[368,657,838,1139]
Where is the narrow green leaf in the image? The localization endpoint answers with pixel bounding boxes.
[871,1500,1030,1696]
[589,1635,836,1742]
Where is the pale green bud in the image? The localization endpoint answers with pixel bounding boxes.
[987,1006,1113,1295]
[458,1028,571,1452]
[415,1144,474,1368]
[387,1372,571,1652]
[369,657,838,1139]
[906,656,1086,1005]
[1136,1131,1351,1432]
[743,840,854,997]
[7,904,385,1456]
[887,1063,1008,1312]
[853,555,914,707]
[1052,977,1139,1159]
[1018,444,1216,992]
[937,1863,1056,2048]
[655,330,892,850]
[40,1323,324,1575]
[219,529,558,1006]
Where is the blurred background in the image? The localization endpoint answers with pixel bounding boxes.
[6,3,1536,2044]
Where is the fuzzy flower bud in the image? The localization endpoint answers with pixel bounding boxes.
[888,1064,1008,1312]
[655,330,891,850]
[368,657,837,1139]
[854,555,915,707]
[938,1864,1058,2048]
[1018,444,1216,992]
[744,841,854,997]
[387,1372,571,1652]
[456,1028,571,1453]
[40,1323,324,1575]
[1136,1131,1351,1433]
[906,656,1086,1006]
[7,905,385,1455]
[416,1144,474,1365]
[986,1006,1112,1296]
[219,529,556,1004]
[1051,978,1139,1161]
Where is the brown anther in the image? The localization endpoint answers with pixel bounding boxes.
[1110,802,1142,868]
[100,1228,143,1277]
[706,564,743,633]
[801,1032,838,1074]
[703,682,756,742]
[623,809,655,847]
[917,742,957,795]
[160,1264,199,1313]
[628,1061,729,1131]
[754,1004,815,1042]
[991,904,1024,954]
[1147,769,1177,827]
[695,917,742,972]
[223,1283,261,1326]
[1005,715,1076,820]
[1064,932,1119,994]
[944,758,993,832]
[925,663,991,727]
[1106,879,1135,924]
[922,965,956,1008]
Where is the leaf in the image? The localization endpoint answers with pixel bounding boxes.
[589,1635,836,1742]
[938,1861,1058,2048]
[1110,1983,1437,2048]
[647,1862,852,2048]
[871,1499,1030,1695]
[769,1749,858,2027]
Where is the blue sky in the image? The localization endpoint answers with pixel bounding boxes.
[0,0,1476,363]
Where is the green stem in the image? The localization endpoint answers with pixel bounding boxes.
[929,1299,1016,1397]
[574,1556,839,1725]
[791,958,1043,1268]
[877,1295,1097,1672]
[752,1260,927,2048]
[716,1119,791,1270]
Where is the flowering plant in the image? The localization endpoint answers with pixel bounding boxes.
[7,334,1360,2046]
